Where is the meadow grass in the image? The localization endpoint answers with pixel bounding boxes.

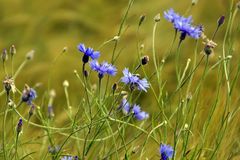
[0,0,240,159]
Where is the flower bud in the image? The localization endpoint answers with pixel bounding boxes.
[112,83,118,92]
[154,13,161,22]
[1,49,8,62]
[217,15,225,27]
[10,45,16,56]
[63,80,69,87]
[141,55,149,65]
[26,50,35,60]
[138,14,146,27]
[16,118,23,134]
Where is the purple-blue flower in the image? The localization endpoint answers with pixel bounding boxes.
[164,8,202,40]
[90,60,117,78]
[22,85,37,105]
[61,156,78,160]
[160,144,174,160]
[119,99,149,121]
[77,43,100,62]
[121,68,149,92]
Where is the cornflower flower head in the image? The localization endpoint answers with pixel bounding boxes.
[16,118,23,134]
[90,60,117,79]
[160,144,174,160]
[164,8,203,40]
[132,104,149,120]
[119,99,149,121]
[77,43,100,63]
[21,85,37,105]
[121,68,149,92]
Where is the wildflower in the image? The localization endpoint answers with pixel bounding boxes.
[90,60,117,79]
[61,156,73,160]
[119,99,149,121]
[132,104,149,120]
[21,84,37,105]
[160,144,174,160]
[16,118,23,134]
[77,43,100,63]
[121,68,149,92]
[164,8,202,40]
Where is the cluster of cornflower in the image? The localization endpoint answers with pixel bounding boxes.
[164,8,203,41]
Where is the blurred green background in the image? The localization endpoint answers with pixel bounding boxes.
[0,0,240,158]
[0,0,235,105]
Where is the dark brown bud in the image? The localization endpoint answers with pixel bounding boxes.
[204,45,212,55]
[112,83,118,92]
[141,56,149,65]
[138,15,146,27]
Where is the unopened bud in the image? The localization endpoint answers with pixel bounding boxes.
[62,47,68,53]
[84,70,88,78]
[141,55,149,65]
[10,45,16,56]
[29,104,35,118]
[16,118,23,134]
[26,50,35,60]
[113,36,120,41]
[204,45,212,56]
[49,89,56,98]
[237,1,240,9]
[217,15,225,27]
[63,80,69,87]
[1,49,8,62]
[154,13,161,22]
[112,83,118,92]
[192,0,198,5]
[138,15,146,27]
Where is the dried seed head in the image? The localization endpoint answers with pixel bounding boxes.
[3,77,15,94]
[141,55,149,65]
[154,13,161,22]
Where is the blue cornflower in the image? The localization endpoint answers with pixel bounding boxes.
[121,68,149,92]
[164,8,202,40]
[160,144,174,160]
[21,85,37,105]
[119,99,149,121]
[90,60,117,79]
[77,43,100,63]
[132,104,149,120]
